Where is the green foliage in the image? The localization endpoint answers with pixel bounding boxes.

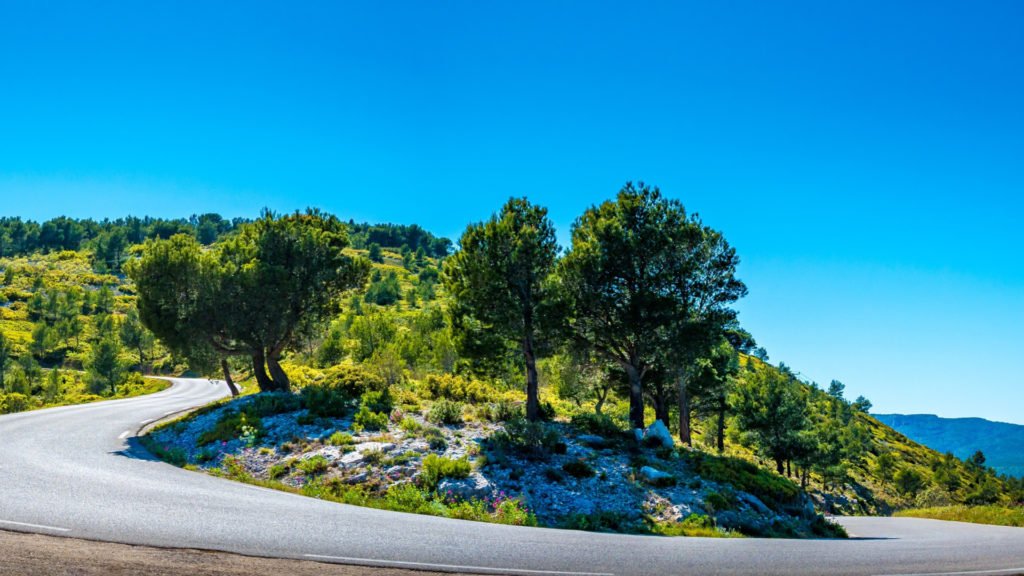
[685,451,801,510]
[489,419,566,460]
[480,399,523,422]
[561,511,634,533]
[247,392,303,417]
[328,431,355,446]
[86,331,126,395]
[649,513,741,538]
[427,398,465,425]
[296,455,331,475]
[360,388,394,414]
[353,404,389,432]
[198,410,263,446]
[894,467,927,498]
[570,412,624,438]
[365,270,402,305]
[421,373,494,404]
[732,363,809,474]
[562,459,596,479]
[421,454,471,490]
[897,505,1024,527]
[423,427,448,450]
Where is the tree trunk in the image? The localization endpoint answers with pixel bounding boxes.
[594,386,608,415]
[677,371,692,446]
[786,460,792,478]
[775,458,785,475]
[716,399,726,453]
[266,350,291,392]
[220,358,239,397]
[625,364,645,430]
[523,332,540,421]
[652,380,670,425]
[251,349,276,392]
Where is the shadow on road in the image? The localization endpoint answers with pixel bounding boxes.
[110,437,161,462]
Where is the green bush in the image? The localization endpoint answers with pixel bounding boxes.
[399,416,423,434]
[0,392,32,414]
[323,363,388,395]
[422,374,494,404]
[571,412,624,438]
[327,431,355,446]
[424,427,448,450]
[198,410,263,446]
[482,399,523,422]
[562,511,634,533]
[704,491,736,512]
[427,399,464,425]
[353,405,388,432]
[360,389,394,414]
[562,459,596,479]
[490,419,565,460]
[301,383,352,418]
[268,460,295,479]
[421,454,471,490]
[301,364,388,417]
[685,451,799,510]
[247,392,302,417]
[297,455,331,475]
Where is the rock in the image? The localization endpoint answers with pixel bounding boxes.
[438,473,493,500]
[633,428,644,443]
[737,492,771,515]
[408,441,430,453]
[643,420,674,448]
[355,442,395,453]
[339,451,365,468]
[576,434,606,446]
[344,471,368,484]
[385,465,414,479]
[639,465,674,484]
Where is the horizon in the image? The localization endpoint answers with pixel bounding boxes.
[2,1,1022,424]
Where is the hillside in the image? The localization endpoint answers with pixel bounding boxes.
[874,414,1024,478]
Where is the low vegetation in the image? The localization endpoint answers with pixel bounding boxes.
[896,505,1024,527]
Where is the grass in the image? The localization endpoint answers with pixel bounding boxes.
[896,505,1024,527]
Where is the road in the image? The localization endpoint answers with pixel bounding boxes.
[1,378,1023,576]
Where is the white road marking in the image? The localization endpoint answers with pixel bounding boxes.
[164,410,176,415]
[140,419,154,424]
[118,430,130,439]
[876,568,1024,576]
[0,519,70,532]
[304,555,614,576]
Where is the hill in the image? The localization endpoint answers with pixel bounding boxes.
[874,414,1024,478]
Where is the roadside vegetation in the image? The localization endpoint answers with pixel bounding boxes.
[896,505,1024,527]
[4,185,1022,535]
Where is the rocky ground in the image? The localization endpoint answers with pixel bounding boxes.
[148,394,839,537]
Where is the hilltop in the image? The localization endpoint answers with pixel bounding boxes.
[874,414,1024,478]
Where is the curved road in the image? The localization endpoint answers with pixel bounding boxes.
[1,378,1023,576]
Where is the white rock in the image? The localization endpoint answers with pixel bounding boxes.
[339,451,365,468]
[639,465,674,483]
[643,420,674,448]
[355,442,395,453]
[438,473,492,500]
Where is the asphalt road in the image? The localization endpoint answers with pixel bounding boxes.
[1,378,1023,576]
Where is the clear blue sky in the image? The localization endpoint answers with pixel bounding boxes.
[2,1,1022,422]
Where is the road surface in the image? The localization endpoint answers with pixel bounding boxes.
[1,378,1022,576]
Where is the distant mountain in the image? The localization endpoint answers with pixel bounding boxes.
[874,414,1024,478]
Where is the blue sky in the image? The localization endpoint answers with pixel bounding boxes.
[2,1,1022,422]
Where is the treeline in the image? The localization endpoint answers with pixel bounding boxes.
[347,221,452,258]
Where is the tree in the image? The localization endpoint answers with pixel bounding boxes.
[120,308,155,372]
[87,332,124,395]
[733,363,809,474]
[874,451,896,484]
[0,329,11,391]
[558,183,693,429]
[665,224,747,444]
[444,198,559,421]
[129,210,369,393]
[851,395,872,413]
[368,242,384,263]
[827,380,846,401]
[690,340,741,452]
[894,467,926,498]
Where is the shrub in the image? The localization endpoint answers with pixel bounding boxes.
[562,511,634,532]
[544,467,565,483]
[198,410,263,446]
[424,427,448,450]
[268,460,294,479]
[301,383,352,418]
[704,491,736,512]
[399,416,423,434]
[571,412,624,438]
[490,419,565,460]
[421,454,471,490]
[685,451,799,509]
[427,399,464,425]
[323,363,388,396]
[481,399,523,422]
[301,364,388,417]
[297,455,331,475]
[360,389,394,414]
[562,459,596,479]
[353,405,389,432]
[246,392,302,417]
[422,374,494,404]
[328,431,355,446]
[0,392,31,414]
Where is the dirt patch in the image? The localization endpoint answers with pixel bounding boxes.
[0,529,459,576]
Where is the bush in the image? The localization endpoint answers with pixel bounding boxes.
[360,389,394,414]
[297,455,330,475]
[198,410,263,446]
[301,364,388,417]
[481,399,523,422]
[562,511,634,533]
[685,451,799,510]
[424,427,448,450]
[323,363,388,395]
[0,392,31,414]
[490,419,565,460]
[571,412,624,438]
[353,405,389,432]
[399,416,423,434]
[268,460,294,479]
[422,374,494,404]
[247,392,302,417]
[301,383,352,418]
[562,459,596,479]
[427,399,464,425]
[704,491,736,512]
[421,454,471,490]
[328,431,355,446]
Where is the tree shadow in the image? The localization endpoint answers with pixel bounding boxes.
[110,436,161,462]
